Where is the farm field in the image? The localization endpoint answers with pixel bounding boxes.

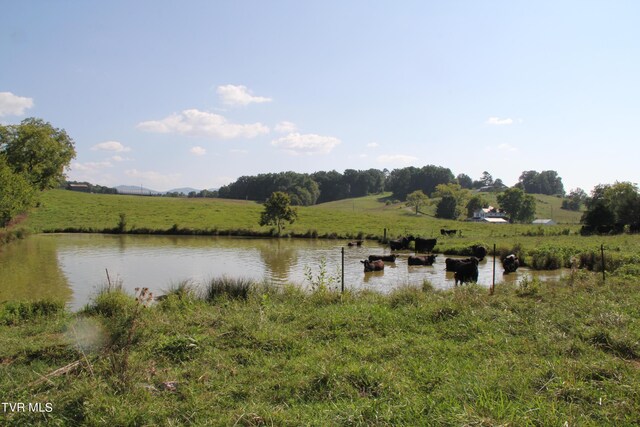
[20,190,640,272]
[2,191,639,425]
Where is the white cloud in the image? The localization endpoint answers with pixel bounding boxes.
[275,121,297,133]
[497,143,517,152]
[0,92,34,117]
[125,169,181,189]
[91,141,131,152]
[216,84,272,107]
[486,117,514,125]
[190,146,207,156]
[367,142,379,148]
[71,161,113,172]
[271,132,341,155]
[376,154,419,165]
[111,155,132,162]
[137,109,269,139]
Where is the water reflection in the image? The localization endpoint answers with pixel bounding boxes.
[0,237,71,303]
[0,234,567,310]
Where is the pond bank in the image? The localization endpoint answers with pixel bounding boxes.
[2,275,639,425]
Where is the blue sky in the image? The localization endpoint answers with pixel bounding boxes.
[2,1,639,192]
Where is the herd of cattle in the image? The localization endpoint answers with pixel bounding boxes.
[350,236,520,286]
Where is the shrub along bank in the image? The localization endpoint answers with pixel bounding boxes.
[1,274,639,426]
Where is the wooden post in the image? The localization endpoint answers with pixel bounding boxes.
[383,228,387,243]
[601,244,605,283]
[341,247,345,293]
[105,268,112,288]
[491,244,496,295]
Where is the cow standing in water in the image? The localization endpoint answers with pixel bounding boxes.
[361,259,385,272]
[445,257,479,272]
[408,254,437,266]
[368,254,397,262]
[414,237,437,253]
[502,254,520,273]
[454,258,479,285]
[389,236,414,251]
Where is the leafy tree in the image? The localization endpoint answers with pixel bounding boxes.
[497,187,537,223]
[0,156,35,227]
[516,170,564,195]
[259,192,298,235]
[456,173,473,189]
[386,165,454,200]
[582,182,640,230]
[405,190,429,215]
[436,195,459,219]
[466,194,488,218]
[0,118,76,190]
[476,171,494,188]
[581,200,615,230]
[433,183,468,220]
[562,188,587,211]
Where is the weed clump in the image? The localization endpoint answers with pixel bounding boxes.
[0,299,65,325]
[204,276,254,302]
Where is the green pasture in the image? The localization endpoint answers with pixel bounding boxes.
[26,190,581,238]
[20,190,639,272]
[1,274,639,425]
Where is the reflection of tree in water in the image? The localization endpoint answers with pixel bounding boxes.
[255,239,299,283]
[0,236,71,303]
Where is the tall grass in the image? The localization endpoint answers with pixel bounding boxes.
[203,276,254,301]
[2,274,640,425]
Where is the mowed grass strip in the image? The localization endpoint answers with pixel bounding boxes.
[1,275,639,425]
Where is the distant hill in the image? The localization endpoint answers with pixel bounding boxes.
[115,185,162,195]
[166,187,201,195]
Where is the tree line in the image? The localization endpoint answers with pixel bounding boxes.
[5,117,636,231]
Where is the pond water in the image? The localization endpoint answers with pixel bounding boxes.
[0,234,566,310]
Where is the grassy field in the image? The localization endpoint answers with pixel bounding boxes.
[1,275,639,425]
[25,190,583,237]
[20,189,640,273]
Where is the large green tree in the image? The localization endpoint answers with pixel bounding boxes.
[0,156,35,227]
[497,187,537,223]
[0,118,76,190]
[405,190,429,215]
[581,182,640,231]
[433,183,468,219]
[259,191,298,235]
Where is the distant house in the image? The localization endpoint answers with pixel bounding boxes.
[470,206,509,223]
[68,183,90,192]
[532,219,556,225]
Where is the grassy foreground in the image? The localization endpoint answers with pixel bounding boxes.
[2,274,640,425]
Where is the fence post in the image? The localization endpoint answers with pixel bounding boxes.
[341,247,345,293]
[601,244,605,283]
[491,243,496,295]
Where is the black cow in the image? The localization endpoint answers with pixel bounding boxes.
[445,257,479,272]
[361,259,385,272]
[347,240,363,247]
[408,254,437,266]
[415,237,437,253]
[368,254,397,262]
[471,245,487,260]
[502,254,519,274]
[454,258,479,285]
[389,236,414,251]
[440,229,458,236]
